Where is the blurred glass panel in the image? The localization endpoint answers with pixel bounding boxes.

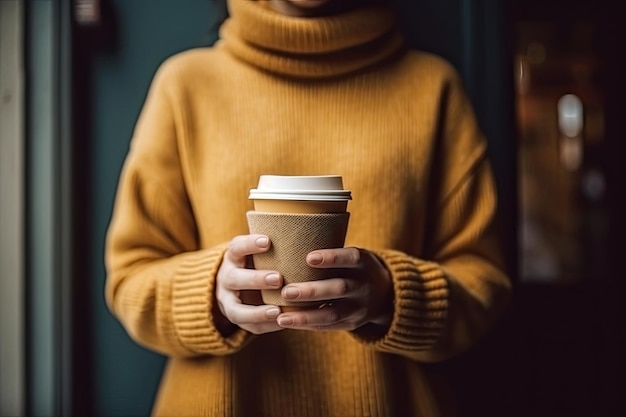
[516,18,610,283]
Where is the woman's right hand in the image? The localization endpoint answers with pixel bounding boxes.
[215,234,285,335]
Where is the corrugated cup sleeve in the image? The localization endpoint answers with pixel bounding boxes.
[246,211,350,306]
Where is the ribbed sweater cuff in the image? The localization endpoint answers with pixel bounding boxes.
[354,250,449,352]
[171,246,249,355]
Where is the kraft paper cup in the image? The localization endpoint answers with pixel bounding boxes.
[252,199,347,214]
[246,175,352,308]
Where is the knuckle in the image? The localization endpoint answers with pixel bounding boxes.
[335,280,349,297]
[223,268,238,288]
[297,314,309,326]
[224,306,240,324]
[349,247,361,264]
[229,234,266,259]
[227,236,245,258]
[303,283,316,299]
[328,252,339,264]
[327,310,340,323]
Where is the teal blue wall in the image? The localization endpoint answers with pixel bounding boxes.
[27,1,56,414]
[90,1,219,415]
[89,1,512,416]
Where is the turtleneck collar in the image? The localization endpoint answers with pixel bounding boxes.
[219,0,405,79]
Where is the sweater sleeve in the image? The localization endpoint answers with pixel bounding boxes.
[104,60,250,358]
[352,68,512,362]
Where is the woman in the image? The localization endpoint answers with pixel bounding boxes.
[105,0,512,415]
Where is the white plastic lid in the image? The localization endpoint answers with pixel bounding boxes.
[249,175,352,201]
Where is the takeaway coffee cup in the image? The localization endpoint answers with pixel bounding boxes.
[246,175,352,307]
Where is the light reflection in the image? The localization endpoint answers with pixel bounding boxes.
[558,94,584,171]
[516,57,530,95]
[558,94,583,138]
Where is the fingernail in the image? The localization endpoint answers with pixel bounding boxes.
[278,316,294,326]
[256,237,269,248]
[283,286,300,299]
[265,273,280,287]
[307,252,323,265]
[265,307,280,319]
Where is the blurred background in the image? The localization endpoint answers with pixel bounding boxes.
[1,0,624,416]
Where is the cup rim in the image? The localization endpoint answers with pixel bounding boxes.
[256,175,346,191]
[250,175,351,201]
[249,191,351,201]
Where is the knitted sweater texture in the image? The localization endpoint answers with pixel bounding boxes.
[105,1,511,416]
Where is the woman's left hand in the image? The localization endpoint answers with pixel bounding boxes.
[276,248,394,331]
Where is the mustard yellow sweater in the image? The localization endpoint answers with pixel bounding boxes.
[105,1,511,416]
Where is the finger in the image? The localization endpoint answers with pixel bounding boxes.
[306,247,361,268]
[281,278,356,302]
[277,307,341,328]
[277,304,365,331]
[222,267,283,291]
[223,301,283,328]
[227,234,271,262]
